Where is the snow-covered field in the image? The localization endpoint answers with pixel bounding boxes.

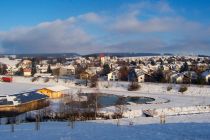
[1,76,210,115]
[0,82,46,95]
[0,120,210,140]
[5,76,210,96]
[1,76,210,139]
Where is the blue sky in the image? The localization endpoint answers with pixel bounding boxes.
[0,0,128,30]
[0,0,210,55]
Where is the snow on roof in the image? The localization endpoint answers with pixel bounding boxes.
[45,85,69,92]
[61,65,75,69]
[0,58,20,67]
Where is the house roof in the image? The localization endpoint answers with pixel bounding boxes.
[0,91,48,106]
[0,58,20,67]
[202,70,210,77]
[44,85,69,92]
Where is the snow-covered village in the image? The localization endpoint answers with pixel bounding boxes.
[1,0,210,140]
[0,53,210,140]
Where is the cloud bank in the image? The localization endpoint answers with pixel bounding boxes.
[0,1,210,55]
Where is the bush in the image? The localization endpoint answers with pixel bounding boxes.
[179,85,188,93]
[44,78,49,83]
[31,77,37,82]
[128,82,140,91]
[167,86,172,91]
[89,76,98,88]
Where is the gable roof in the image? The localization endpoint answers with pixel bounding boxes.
[0,91,48,106]
[202,70,210,77]
[44,85,69,92]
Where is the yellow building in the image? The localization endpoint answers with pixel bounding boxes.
[80,71,92,80]
[37,85,69,99]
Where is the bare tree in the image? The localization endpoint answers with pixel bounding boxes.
[115,97,127,126]
[58,99,64,118]
[160,112,166,124]
[53,68,60,82]
[63,92,76,128]
[10,117,16,133]
[35,114,40,131]
[89,75,98,88]
[85,89,101,120]
[76,89,83,120]
[69,93,75,129]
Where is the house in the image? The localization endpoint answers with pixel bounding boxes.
[37,85,69,99]
[23,68,32,77]
[128,69,137,82]
[86,67,102,75]
[36,64,48,73]
[197,63,209,72]
[0,58,20,75]
[170,73,184,83]
[99,53,105,65]
[202,70,210,84]
[170,71,197,84]
[182,71,198,83]
[20,60,32,68]
[159,65,170,71]
[135,69,145,83]
[80,71,93,80]
[33,73,54,78]
[60,65,76,76]
[107,70,119,81]
[0,91,49,117]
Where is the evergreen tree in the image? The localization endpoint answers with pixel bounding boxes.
[150,59,156,66]
[130,61,136,66]
[47,65,53,73]
[18,67,24,76]
[154,68,166,82]
[31,58,37,76]
[119,66,129,81]
[102,64,111,76]
[1,64,8,75]
[180,62,189,72]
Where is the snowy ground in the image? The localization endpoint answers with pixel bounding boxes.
[0,120,210,140]
[0,82,46,95]
[1,76,210,115]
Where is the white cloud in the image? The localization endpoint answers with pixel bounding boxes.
[0,1,210,55]
[78,12,104,23]
[126,1,174,14]
[105,38,166,53]
[0,16,94,54]
[111,10,202,33]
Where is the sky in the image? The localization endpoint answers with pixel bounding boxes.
[0,0,210,55]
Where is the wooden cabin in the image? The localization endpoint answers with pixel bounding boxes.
[0,91,49,117]
[37,85,69,99]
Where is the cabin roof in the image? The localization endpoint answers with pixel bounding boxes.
[0,91,48,106]
[44,85,69,92]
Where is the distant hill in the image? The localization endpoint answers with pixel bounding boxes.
[1,52,208,58]
[198,54,210,57]
[0,53,80,59]
[83,53,161,57]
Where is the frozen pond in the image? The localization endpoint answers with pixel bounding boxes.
[82,93,155,107]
